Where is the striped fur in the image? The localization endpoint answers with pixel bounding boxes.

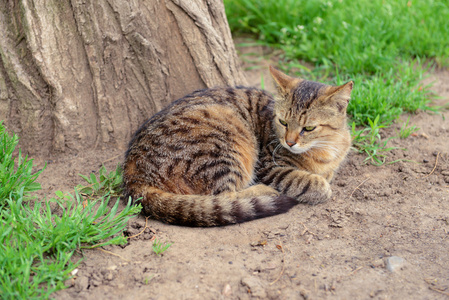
[123,67,353,226]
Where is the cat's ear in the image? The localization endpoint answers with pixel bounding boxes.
[269,66,303,95]
[327,81,353,113]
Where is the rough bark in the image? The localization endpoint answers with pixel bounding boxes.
[0,0,246,157]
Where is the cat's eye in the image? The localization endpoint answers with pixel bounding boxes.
[304,126,316,132]
[279,119,288,127]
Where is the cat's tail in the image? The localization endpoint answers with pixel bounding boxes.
[125,184,298,227]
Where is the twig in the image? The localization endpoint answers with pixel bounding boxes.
[299,222,308,236]
[97,248,130,262]
[101,153,124,166]
[348,266,363,276]
[349,177,370,199]
[299,222,316,236]
[424,278,449,296]
[422,152,440,178]
[270,241,286,285]
[428,286,449,296]
[127,216,154,239]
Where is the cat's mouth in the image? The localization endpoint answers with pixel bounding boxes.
[281,140,311,154]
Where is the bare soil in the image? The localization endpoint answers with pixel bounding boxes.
[38,51,449,299]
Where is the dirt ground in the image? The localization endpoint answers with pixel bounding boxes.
[34,50,449,299]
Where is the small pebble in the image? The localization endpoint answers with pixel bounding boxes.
[423,159,429,163]
[385,256,405,272]
[222,283,232,297]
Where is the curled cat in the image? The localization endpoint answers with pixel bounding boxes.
[123,66,353,226]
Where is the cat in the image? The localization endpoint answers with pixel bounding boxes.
[123,66,353,226]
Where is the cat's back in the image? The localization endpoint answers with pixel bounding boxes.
[149,86,268,124]
[128,86,273,148]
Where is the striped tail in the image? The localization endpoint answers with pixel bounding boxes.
[126,184,298,227]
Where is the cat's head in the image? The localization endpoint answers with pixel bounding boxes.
[269,66,353,155]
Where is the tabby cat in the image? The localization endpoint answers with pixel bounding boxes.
[123,66,353,226]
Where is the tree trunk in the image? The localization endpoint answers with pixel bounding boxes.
[0,0,246,157]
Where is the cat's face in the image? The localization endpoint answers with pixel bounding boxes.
[270,66,353,156]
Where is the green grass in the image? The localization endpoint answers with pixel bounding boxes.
[351,116,396,165]
[76,164,124,199]
[0,121,43,205]
[152,239,172,256]
[225,0,449,71]
[0,122,141,299]
[1,193,140,299]
[398,117,419,139]
[224,0,448,163]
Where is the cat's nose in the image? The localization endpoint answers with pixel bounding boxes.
[286,140,296,147]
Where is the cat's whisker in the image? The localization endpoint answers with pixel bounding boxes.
[272,143,282,166]
[310,141,341,157]
[267,139,279,147]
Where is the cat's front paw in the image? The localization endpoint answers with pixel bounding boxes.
[297,174,332,205]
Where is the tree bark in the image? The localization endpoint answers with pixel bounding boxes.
[0,0,246,157]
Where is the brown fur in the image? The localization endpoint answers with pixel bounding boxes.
[123,67,353,226]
